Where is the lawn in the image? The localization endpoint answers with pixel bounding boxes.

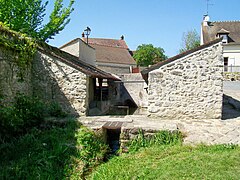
[89,144,240,180]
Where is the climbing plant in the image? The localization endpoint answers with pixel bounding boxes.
[0,23,36,80]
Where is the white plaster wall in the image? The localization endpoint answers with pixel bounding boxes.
[61,40,80,58]
[223,45,240,66]
[60,39,96,66]
[121,73,148,108]
[79,40,96,66]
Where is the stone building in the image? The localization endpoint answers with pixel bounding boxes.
[201,15,240,72]
[60,36,137,74]
[0,25,119,116]
[142,39,224,119]
[34,43,120,116]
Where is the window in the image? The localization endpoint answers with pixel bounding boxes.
[224,57,228,72]
[220,34,228,44]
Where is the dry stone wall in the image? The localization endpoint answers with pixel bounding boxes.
[32,51,88,116]
[148,42,223,119]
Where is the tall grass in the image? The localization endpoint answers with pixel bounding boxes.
[128,130,183,152]
[0,120,109,179]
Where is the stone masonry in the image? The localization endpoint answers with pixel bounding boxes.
[148,41,223,119]
[32,51,88,116]
[0,46,32,103]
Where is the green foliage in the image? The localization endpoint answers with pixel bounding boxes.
[179,29,200,53]
[0,121,109,179]
[90,144,240,179]
[0,0,74,41]
[0,94,45,140]
[48,102,67,118]
[76,127,109,165]
[0,23,36,80]
[133,44,167,66]
[0,94,68,141]
[128,130,182,152]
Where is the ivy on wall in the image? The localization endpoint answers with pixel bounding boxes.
[0,23,36,81]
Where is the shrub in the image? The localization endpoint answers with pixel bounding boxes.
[76,127,109,165]
[48,102,67,118]
[0,94,45,141]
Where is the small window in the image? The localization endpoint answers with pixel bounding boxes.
[224,57,228,72]
[220,34,228,44]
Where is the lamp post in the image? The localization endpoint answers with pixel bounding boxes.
[84,26,91,44]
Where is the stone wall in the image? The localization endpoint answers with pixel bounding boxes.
[32,51,88,116]
[0,46,32,103]
[120,73,148,108]
[148,42,223,119]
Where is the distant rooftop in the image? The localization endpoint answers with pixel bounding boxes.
[82,37,136,65]
[82,37,129,49]
[202,20,240,44]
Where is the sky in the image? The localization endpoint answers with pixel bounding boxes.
[46,0,240,57]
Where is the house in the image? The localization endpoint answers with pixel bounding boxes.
[0,24,120,116]
[60,36,136,74]
[35,42,120,116]
[201,15,240,72]
[141,38,223,119]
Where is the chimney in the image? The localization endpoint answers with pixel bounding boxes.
[203,15,210,26]
[120,35,124,40]
[82,32,85,38]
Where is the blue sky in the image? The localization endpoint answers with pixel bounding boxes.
[47,0,240,57]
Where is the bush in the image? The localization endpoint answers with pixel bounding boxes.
[0,94,45,141]
[76,127,109,165]
[48,102,67,118]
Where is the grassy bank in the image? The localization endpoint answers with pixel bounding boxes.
[89,144,240,179]
[0,119,108,179]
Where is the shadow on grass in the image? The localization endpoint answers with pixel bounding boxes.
[0,119,89,179]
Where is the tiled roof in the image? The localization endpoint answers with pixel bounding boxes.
[82,38,136,65]
[82,38,129,49]
[141,38,222,78]
[0,24,120,81]
[38,42,120,81]
[202,21,240,44]
[90,44,136,65]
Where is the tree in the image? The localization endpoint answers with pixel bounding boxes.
[133,44,167,66]
[0,0,74,41]
[179,29,200,53]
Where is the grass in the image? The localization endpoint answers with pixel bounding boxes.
[0,119,109,179]
[1,122,240,180]
[90,143,240,179]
